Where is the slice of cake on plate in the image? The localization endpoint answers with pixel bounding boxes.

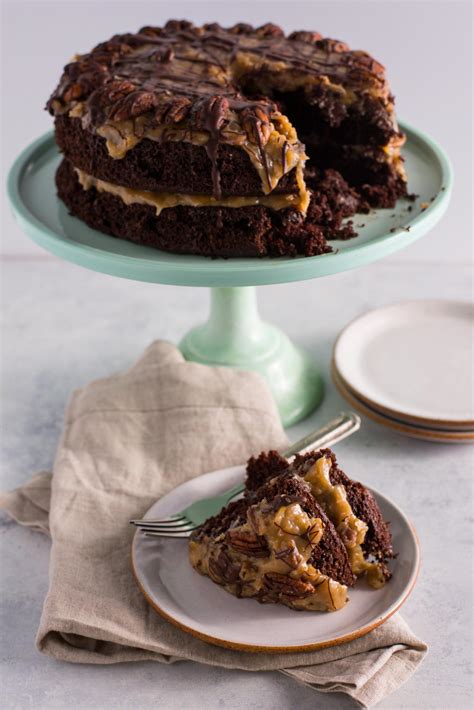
[189,448,394,611]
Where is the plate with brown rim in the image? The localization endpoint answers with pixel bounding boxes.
[132,463,420,652]
[333,300,474,430]
[332,364,474,443]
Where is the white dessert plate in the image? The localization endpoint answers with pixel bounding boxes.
[332,365,474,443]
[132,464,420,652]
[333,300,474,428]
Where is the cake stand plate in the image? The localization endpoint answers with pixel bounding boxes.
[7,122,452,426]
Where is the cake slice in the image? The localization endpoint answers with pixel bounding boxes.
[189,448,393,611]
[246,448,394,583]
[189,472,353,612]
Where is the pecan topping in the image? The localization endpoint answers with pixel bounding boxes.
[288,31,323,43]
[315,38,349,53]
[164,19,194,32]
[241,109,272,146]
[158,47,175,63]
[106,80,136,102]
[208,549,241,584]
[255,23,284,38]
[63,83,84,102]
[274,545,302,570]
[130,91,157,117]
[264,572,314,599]
[165,96,191,123]
[48,20,392,146]
[227,529,269,557]
[337,519,358,547]
[228,23,254,35]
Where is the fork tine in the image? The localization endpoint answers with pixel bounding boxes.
[144,530,195,539]
[130,515,187,526]
[134,521,195,532]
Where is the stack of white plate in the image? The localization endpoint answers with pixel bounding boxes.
[332,300,474,443]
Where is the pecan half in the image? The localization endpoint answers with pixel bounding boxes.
[208,549,241,584]
[164,19,195,32]
[241,110,272,146]
[227,529,269,558]
[255,23,284,38]
[264,572,314,599]
[129,91,157,117]
[158,47,175,64]
[106,80,136,102]
[274,545,302,570]
[337,519,358,547]
[315,38,349,53]
[109,90,156,121]
[165,96,192,123]
[228,23,254,35]
[288,31,323,43]
[63,83,84,102]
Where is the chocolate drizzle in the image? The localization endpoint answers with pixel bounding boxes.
[49,22,388,124]
[201,96,228,197]
[281,140,289,178]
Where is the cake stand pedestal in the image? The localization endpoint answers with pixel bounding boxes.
[7,123,452,426]
[180,286,323,425]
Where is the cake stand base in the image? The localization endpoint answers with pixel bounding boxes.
[179,287,324,427]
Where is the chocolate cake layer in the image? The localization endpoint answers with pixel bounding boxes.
[55,113,406,210]
[54,114,299,197]
[306,140,407,205]
[56,158,330,257]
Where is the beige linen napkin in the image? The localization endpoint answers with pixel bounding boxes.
[0,341,427,708]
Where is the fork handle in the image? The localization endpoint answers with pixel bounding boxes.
[282,411,361,458]
[225,411,360,502]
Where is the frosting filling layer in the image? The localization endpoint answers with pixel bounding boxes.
[70,103,309,198]
[189,499,348,612]
[74,167,310,215]
[303,456,387,588]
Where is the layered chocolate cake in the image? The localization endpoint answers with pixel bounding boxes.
[48,21,408,258]
[189,448,393,611]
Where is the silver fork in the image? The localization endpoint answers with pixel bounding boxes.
[130,411,361,539]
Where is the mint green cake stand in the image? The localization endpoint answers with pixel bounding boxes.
[7,122,452,426]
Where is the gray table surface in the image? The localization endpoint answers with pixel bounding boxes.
[1,256,473,709]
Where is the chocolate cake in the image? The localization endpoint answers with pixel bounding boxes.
[48,20,409,258]
[189,448,394,611]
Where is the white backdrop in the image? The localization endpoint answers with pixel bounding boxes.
[1,0,472,262]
